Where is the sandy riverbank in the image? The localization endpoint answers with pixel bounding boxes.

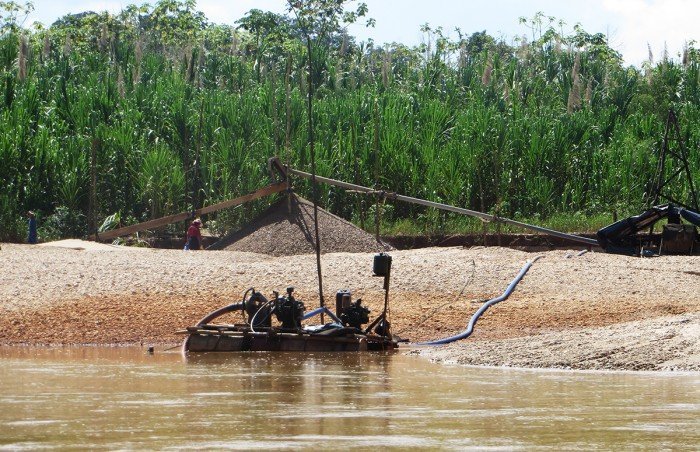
[0,242,698,371]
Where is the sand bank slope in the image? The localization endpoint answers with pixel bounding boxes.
[416,313,699,371]
[0,243,697,371]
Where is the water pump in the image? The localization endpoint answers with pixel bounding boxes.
[340,299,370,330]
[274,286,306,329]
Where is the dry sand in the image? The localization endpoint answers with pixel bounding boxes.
[0,242,698,371]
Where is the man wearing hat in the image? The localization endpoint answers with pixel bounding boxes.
[186,218,203,250]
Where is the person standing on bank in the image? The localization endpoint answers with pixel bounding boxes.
[186,218,203,250]
[27,211,37,244]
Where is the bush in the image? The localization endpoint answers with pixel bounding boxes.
[0,196,28,242]
[39,207,87,240]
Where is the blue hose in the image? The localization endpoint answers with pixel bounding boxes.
[417,256,543,346]
[303,306,342,324]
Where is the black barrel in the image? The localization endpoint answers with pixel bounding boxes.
[373,253,392,277]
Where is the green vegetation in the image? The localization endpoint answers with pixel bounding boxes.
[0,1,698,241]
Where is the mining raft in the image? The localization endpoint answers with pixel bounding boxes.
[178,252,398,352]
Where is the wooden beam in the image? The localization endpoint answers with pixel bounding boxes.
[198,182,287,215]
[97,182,287,241]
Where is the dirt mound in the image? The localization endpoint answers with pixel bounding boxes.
[210,194,392,256]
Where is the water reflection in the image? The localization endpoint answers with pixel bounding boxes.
[0,346,698,450]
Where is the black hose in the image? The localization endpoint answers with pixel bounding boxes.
[195,287,258,327]
[195,302,245,327]
[417,256,542,346]
[241,287,255,304]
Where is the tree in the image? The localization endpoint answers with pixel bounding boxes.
[569,24,622,64]
[147,0,207,47]
[286,0,372,310]
[0,1,33,35]
[236,9,292,81]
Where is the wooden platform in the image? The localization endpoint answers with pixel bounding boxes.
[180,326,397,352]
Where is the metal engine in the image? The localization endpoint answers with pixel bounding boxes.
[340,299,370,330]
[273,286,306,329]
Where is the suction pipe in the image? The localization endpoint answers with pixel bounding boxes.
[418,256,543,346]
[195,302,245,327]
[286,167,598,247]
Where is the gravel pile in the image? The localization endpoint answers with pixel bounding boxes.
[210,194,392,256]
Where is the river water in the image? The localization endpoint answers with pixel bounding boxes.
[1,347,698,450]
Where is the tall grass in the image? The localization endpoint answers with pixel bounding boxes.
[0,6,699,241]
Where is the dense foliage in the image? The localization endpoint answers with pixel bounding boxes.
[1,2,698,241]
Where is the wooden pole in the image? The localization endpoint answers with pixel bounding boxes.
[373,99,380,244]
[306,34,325,318]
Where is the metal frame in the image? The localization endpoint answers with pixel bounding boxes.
[650,109,699,212]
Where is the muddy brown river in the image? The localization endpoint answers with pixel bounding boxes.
[1,347,698,450]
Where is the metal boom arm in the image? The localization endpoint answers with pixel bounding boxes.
[285,166,598,246]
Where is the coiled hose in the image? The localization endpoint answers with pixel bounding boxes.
[417,256,543,346]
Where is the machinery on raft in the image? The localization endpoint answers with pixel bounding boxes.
[179,252,398,352]
[597,203,700,256]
